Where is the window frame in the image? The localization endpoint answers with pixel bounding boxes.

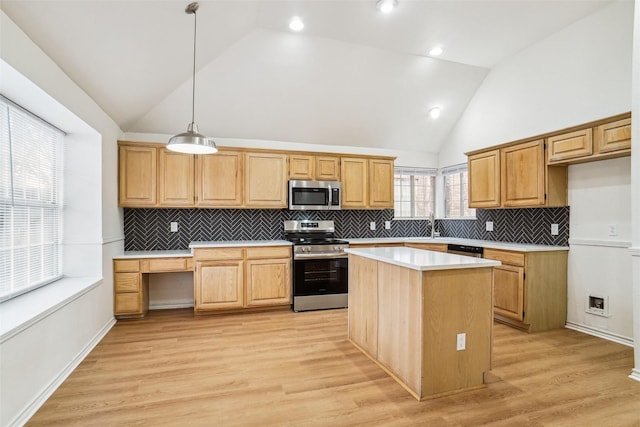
[393,167,436,219]
[442,164,476,220]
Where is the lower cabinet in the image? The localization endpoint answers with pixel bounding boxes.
[484,248,567,332]
[194,245,292,313]
[113,259,149,318]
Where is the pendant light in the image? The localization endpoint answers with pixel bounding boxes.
[167,2,217,155]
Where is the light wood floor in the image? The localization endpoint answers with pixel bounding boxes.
[28,308,640,426]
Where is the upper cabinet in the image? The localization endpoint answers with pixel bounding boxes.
[468,140,567,209]
[340,157,394,209]
[119,142,194,208]
[547,113,631,165]
[468,149,500,208]
[196,150,243,207]
[244,152,288,208]
[289,154,340,181]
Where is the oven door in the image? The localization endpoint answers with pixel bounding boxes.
[293,257,348,296]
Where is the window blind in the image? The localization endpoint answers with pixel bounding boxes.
[0,96,64,302]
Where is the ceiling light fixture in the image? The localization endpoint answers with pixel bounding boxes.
[376,0,398,14]
[429,106,442,119]
[167,2,217,155]
[289,16,304,31]
[429,46,444,56]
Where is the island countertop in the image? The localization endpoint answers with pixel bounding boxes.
[345,246,501,271]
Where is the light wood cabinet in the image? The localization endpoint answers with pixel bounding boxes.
[468,149,500,208]
[595,117,631,155]
[547,129,593,163]
[158,148,195,206]
[113,259,149,318]
[196,150,243,207]
[340,157,368,208]
[483,248,567,332]
[195,260,244,311]
[289,154,314,180]
[403,243,448,252]
[368,159,394,208]
[118,144,157,207]
[501,140,545,207]
[193,245,292,313]
[244,152,288,208]
[315,156,340,181]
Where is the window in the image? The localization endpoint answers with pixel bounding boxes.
[394,167,436,218]
[0,96,64,301]
[443,164,476,219]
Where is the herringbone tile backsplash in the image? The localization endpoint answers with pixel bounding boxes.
[124,207,569,251]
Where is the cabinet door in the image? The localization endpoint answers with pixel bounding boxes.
[118,144,157,206]
[547,129,593,164]
[115,292,142,315]
[315,156,340,181]
[245,258,291,307]
[493,264,525,321]
[348,255,378,358]
[368,159,394,208]
[468,150,500,208]
[501,140,545,207]
[158,148,195,206]
[196,150,243,207]
[595,118,631,155]
[289,155,314,180]
[195,261,244,310]
[244,152,288,208]
[341,158,368,208]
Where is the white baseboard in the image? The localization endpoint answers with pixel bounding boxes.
[629,368,640,382]
[565,322,634,347]
[9,317,116,427]
[149,303,194,310]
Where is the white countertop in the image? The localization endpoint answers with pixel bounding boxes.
[114,250,193,259]
[345,247,501,271]
[347,237,569,252]
[189,240,292,249]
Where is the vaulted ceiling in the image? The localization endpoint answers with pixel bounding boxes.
[1,0,612,153]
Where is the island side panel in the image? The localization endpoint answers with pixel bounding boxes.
[348,254,379,358]
[422,268,493,397]
[377,262,423,396]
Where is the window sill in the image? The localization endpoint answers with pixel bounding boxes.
[0,276,103,343]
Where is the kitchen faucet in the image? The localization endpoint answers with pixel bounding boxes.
[429,212,435,239]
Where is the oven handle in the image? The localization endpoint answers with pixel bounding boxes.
[294,253,348,260]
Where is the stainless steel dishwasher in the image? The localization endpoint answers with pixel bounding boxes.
[447,243,484,258]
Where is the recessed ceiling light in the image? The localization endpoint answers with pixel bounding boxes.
[429,46,444,56]
[429,107,442,119]
[376,0,398,14]
[289,16,304,31]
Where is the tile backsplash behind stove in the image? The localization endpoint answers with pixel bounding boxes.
[124,206,569,251]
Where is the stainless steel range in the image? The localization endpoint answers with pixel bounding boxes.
[284,220,348,312]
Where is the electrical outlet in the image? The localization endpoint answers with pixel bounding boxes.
[170,222,178,232]
[456,333,466,351]
[608,223,617,236]
[551,224,559,236]
[485,221,493,232]
[370,221,376,231]
[385,221,391,230]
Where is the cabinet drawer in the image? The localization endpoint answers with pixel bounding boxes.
[547,129,593,163]
[141,257,193,273]
[114,259,140,273]
[115,292,142,315]
[404,243,447,252]
[246,246,291,260]
[194,247,244,261]
[484,248,525,267]
[114,273,140,293]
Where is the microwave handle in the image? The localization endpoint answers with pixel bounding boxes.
[327,185,332,208]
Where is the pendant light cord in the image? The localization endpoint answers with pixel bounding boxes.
[191,7,197,125]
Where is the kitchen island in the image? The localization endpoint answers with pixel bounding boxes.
[345,246,500,400]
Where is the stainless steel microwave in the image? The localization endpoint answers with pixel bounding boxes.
[288,180,341,210]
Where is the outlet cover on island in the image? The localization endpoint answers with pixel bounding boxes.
[485,221,493,232]
[456,333,466,351]
[170,222,178,232]
[551,224,559,235]
[370,221,376,231]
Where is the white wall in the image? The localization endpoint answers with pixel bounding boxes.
[439,0,634,167]
[567,158,632,342]
[437,1,635,344]
[0,11,123,426]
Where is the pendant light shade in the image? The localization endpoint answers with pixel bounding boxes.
[167,2,217,155]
